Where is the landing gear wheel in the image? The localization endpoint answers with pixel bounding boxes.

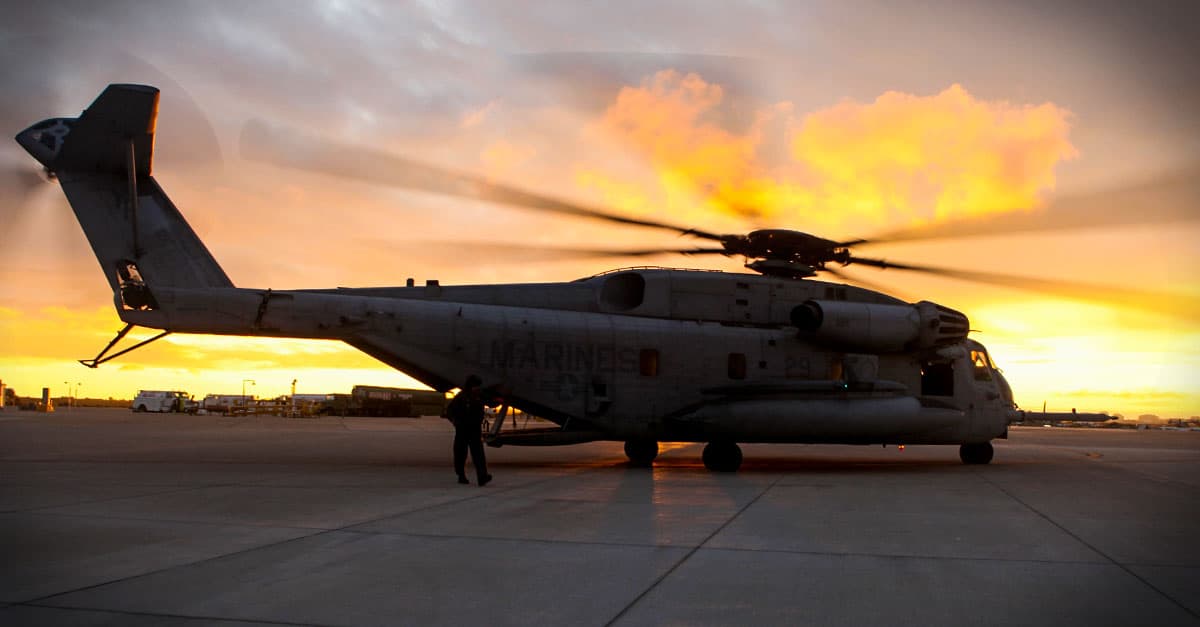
[702,441,743,472]
[959,441,994,465]
[624,439,659,467]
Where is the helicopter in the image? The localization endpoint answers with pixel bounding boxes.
[14,84,1190,471]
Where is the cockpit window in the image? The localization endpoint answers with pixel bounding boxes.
[970,349,992,381]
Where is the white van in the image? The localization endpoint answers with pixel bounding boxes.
[131,390,190,413]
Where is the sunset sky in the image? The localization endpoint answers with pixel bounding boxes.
[1,1,1198,418]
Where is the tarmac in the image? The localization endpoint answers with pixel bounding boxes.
[1,407,1198,626]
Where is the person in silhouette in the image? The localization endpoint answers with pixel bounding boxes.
[445,374,491,486]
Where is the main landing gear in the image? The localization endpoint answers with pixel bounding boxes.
[624,439,659,467]
[959,441,994,465]
[702,441,742,472]
[623,440,745,472]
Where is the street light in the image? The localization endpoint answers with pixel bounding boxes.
[62,381,81,410]
[242,379,255,415]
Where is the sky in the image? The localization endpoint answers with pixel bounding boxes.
[1,0,1198,418]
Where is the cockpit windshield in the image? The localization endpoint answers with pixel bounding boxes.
[970,349,993,381]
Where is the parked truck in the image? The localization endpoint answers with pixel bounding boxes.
[131,390,195,413]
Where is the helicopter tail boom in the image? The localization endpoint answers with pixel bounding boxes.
[15,84,234,318]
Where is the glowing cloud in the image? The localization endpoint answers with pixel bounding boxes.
[793,84,1078,222]
[591,70,800,222]
[586,72,1077,231]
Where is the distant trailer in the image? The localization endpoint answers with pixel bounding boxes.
[289,394,335,417]
[201,394,253,415]
[320,386,446,417]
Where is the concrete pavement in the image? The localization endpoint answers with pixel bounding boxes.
[2,409,1197,626]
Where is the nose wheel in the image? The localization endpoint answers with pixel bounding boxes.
[959,441,994,465]
[702,441,742,472]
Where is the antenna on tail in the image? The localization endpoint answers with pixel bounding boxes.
[127,139,141,258]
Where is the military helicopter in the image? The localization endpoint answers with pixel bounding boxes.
[14,84,1194,471]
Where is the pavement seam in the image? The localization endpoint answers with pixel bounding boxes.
[333,527,1130,566]
[338,527,700,550]
[4,508,327,532]
[679,544,1117,566]
[13,602,328,626]
[18,469,586,610]
[18,528,333,607]
[977,469,1200,621]
[602,473,784,627]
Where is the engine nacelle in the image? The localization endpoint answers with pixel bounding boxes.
[790,299,968,352]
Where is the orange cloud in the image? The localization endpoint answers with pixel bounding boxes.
[584,72,1076,232]
[590,70,801,222]
[793,84,1078,222]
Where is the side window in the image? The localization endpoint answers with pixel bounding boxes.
[921,361,954,396]
[727,353,747,380]
[639,349,659,377]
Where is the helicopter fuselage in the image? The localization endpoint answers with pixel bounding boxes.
[118,267,1013,447]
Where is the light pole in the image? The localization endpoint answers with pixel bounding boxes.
[242,379,255,415]
[62,381,81,410]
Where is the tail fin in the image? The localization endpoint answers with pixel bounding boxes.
[15,84,233,309]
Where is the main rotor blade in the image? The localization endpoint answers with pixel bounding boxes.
[397,241,729,262]
[0,165,73,266]
[847,255,1200,320]
[0,161,54,222]
[820,265,913,301]
[240,120,726,241]
[856,165,1200,245]
[2,164,46,195]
